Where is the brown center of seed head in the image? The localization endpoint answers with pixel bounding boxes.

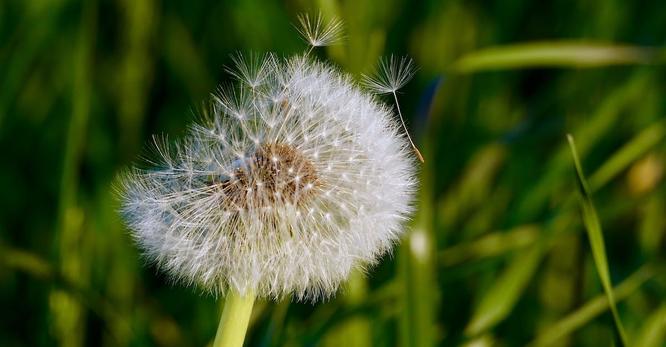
[221,143,319,210]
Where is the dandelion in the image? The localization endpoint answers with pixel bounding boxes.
[224,52,276,90]
[117,15,416,347]
[362,55,417,94]
[295,13,344,53]
[362,55,424,162]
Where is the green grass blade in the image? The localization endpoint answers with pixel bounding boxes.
[439,144,506,227]
[639,194,665,256]
[566,134,629,347]
[528,264,654,347]
[439,224,539,267]
[464,244,543,336]
[589,120,666,191]
[321,271,372,347]
[0,244,53,279]
[452,41,664,72]
[400,223,438,347]
[634,304,666,347]
[51,2,97,347]
[399,143,438,347]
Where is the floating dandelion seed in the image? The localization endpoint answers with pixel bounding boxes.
[362,55,417,94]
[295,13,344,52]
[362,55,424,162]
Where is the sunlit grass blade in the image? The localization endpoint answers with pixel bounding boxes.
[634,304,666,347]
[462,335,496,347]
[116,0,156,155]
[452,41,664,72]
[400,226,438,347]
[528,264,654,347]
[439,224,539,267]
[566,134,629,347]
[440,144,506,229]
[464,244,543,336]
[321,271,372,347]
[639,194,665,256]
[259,299,289,346]
[589,120,665,191]
[51,2,97,347]
[399,142,437,347]
[0,244,53,279]
[293,283,398,345]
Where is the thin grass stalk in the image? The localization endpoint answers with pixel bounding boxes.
[51,2,96,346]
[567,135,629,346]
[399,140,436,347]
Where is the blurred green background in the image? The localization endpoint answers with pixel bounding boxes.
[1,0,665,346]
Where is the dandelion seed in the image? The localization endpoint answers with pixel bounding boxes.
[295,13,344,52]
[362,55,417,94]
[225,52,276,90]
[362,55,424,162]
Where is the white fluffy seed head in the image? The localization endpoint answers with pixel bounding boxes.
[117,54,417,301]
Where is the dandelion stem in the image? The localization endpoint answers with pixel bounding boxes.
[392,91,424,163]
[213,290,256,347]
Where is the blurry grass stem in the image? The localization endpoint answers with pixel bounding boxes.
[51,1,96,346]
[465,237,544,336]
[439,225,539,267]
[588,119,665,191]
[567,134,629,347]
[452,41,663,72]
[635,304,666,347]
[528,264,654,347]
[399,141,436,347]
[214,291,256,347]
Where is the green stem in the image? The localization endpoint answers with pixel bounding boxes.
[214,290,256,347]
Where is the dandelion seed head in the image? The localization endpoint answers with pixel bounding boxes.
[118,54,416,301]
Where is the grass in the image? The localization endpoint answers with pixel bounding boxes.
[567,134,628,346]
